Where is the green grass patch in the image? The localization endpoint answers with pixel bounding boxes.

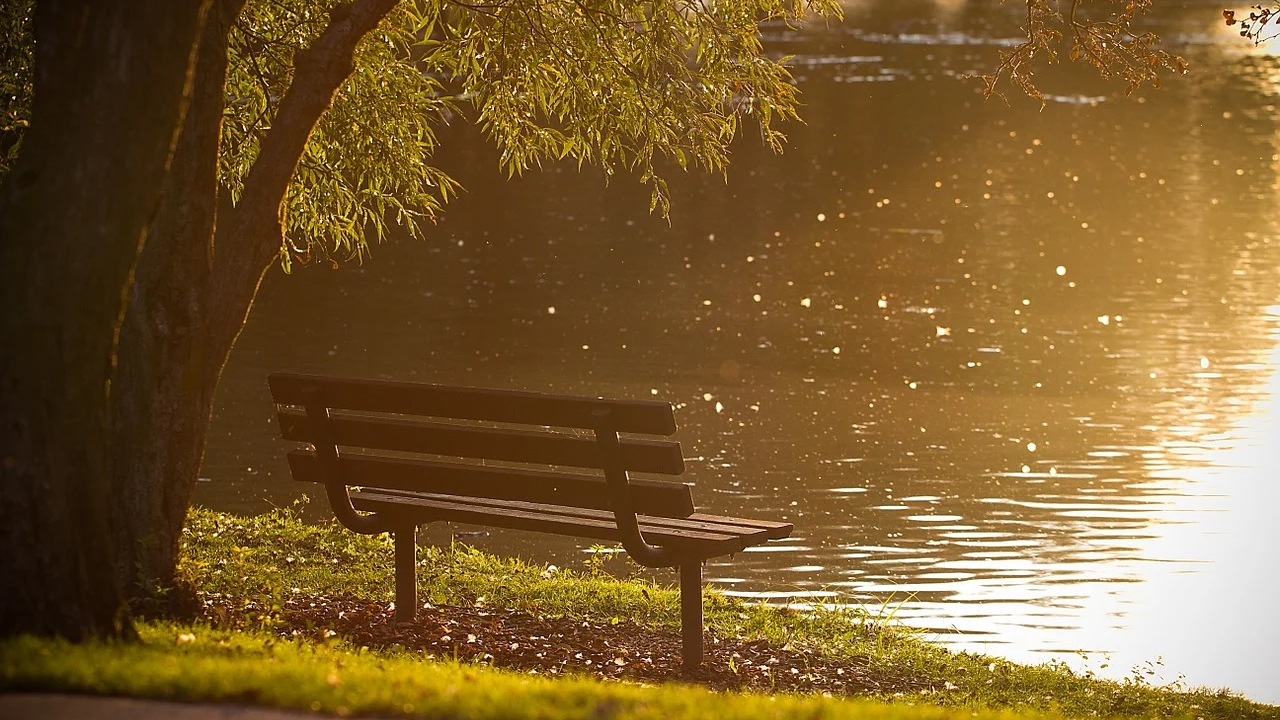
[2,506,1272,720]
[1,622,1057,720]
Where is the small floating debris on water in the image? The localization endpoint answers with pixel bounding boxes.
[1043,94,1107,105]
[822,458,865,467]
[786,55,884,66]
[1056,265,1067,276]
[936,326,952,337]
[845,29,1024,47]
[800,297,812,308]
[1097,315,1111,325]
[886,227,944,239]
[987,470,1095,479]
[834,75,897,83]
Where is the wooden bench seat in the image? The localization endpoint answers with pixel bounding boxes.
[269,372,793,667]
[350,489,792,552]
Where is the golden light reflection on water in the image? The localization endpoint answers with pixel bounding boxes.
[1092,313,1280,693]
[803,305,1280,696]
[1016,310,1279,691]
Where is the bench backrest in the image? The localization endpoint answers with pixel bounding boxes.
[269,373,694,518]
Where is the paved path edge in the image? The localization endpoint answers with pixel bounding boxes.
[0,692,379,719]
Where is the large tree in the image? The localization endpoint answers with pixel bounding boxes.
[0,0,1188,639]
[0,0,212,638]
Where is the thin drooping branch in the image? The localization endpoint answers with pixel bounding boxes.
[981,0,1186,104]
[1225,6,1280,44]
[224,0,398,267]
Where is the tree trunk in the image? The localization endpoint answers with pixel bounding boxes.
[109,0,399,600]
[110,0,248,603]
[0,0,208,639]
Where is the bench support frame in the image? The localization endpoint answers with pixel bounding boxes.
[680,562,703,667]
[388,524,705,668]
[395,525,417,623]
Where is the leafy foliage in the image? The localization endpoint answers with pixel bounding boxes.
[1224,5,1280,44]
[0,0,32,177]
[224,0,460,269]
[223,0,840,269]
[0,1,1199,267]
[981,0,1188,104]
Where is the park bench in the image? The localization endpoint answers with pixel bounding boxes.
[268,372,793,667]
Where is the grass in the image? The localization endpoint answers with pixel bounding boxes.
[0,623,1052,720]
[1,505,1275,720]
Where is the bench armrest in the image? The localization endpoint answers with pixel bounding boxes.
[305,395,398,534]
[593,410,684,568]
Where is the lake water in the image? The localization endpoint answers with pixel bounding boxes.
[198,0,1280,703]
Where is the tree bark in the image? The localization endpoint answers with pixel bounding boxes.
[109,0,399,600]
[0,0,209,638]
[109,0,247,601]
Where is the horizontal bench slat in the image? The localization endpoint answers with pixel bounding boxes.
[351,491,764,558]
[269,373,676,435]
[286,451,695,517]
[278,411,684,475]
[686,513,793,540]
[370,488,780,543]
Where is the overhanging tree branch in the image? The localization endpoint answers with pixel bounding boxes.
[225,0,398,266]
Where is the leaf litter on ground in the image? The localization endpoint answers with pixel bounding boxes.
[212,593,931,697]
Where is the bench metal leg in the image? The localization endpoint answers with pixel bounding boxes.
[394,525,417,623]
[680,561,703,669]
